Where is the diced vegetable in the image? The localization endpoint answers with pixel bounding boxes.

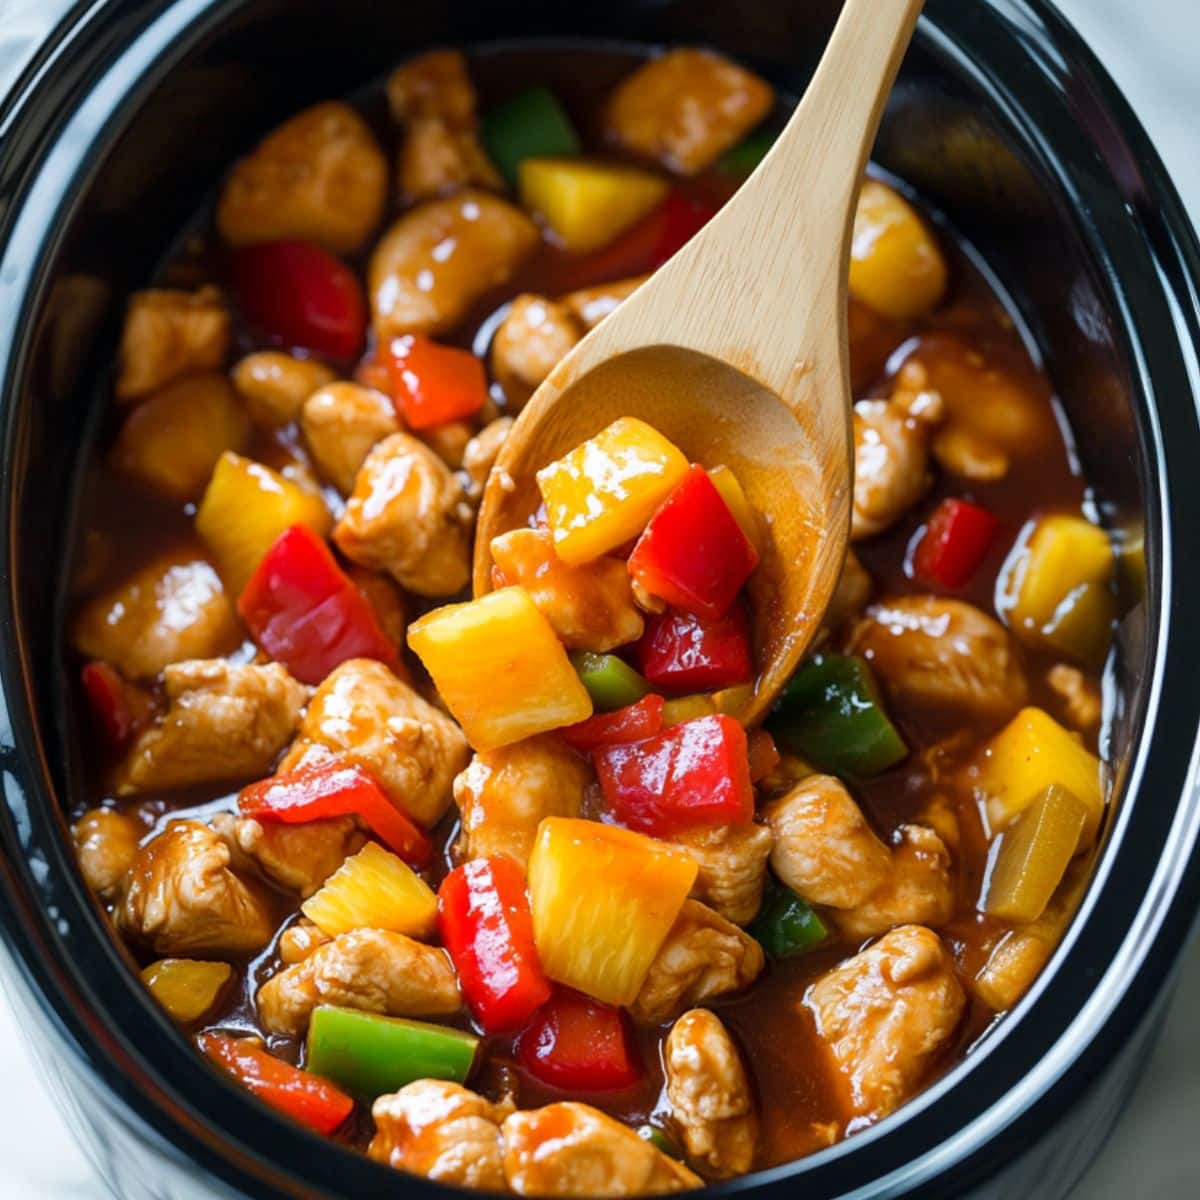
[561,694,664,752]
[519,158,668,254]
[637,605,753,693]
[438,856,551,1034]
[527,817,697,1006]
[569,651,650,711]
[984,784,1089,922]
[767,654,908,778]
[237,524,398,685]
[195,452,331,595]
[997,513,1116,667]
[912,498,1001,588]
[239,760,431,864]
[969,706,1103,847]
[536,418,690,565]
[660,693,716,726]
[301,842,438,938]
[408,587,593,751]
[717,128,775,176]
[747,879,829,959]
[747,728,781,782]
[232,239,366,359]
[708,464,762,550]
[198,1032,354,1134]
[516,988,641,1090]
[306,1005,479,1099]
[638,1125,683,1159]
[595,713,754,836]
[712,682,755,717]
[628,466,759,618]
[141,959,233,1023]
[482,85,582,187]
[385,334,488,430]
[81,661,149,751]
[650,191,717,267]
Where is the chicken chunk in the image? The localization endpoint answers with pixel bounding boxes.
[668,822,773,926]
[216,101,387,254]
[257,928,460,1036]
[823,548,873,634]
[852,395,943,540]
[490,295,582,409]
[417,420,475,470]
[278,919,332,965]
[118,821,274,956]
[562,275,648,330]
[454,735,589,868]
[116,661,307,796]
[301,382,401,495]
[931,424,1009,483]
[462,417,513,502]
[805,925,965,1124]
[664,1009,757,1179]
[212,813,365,898]
[115,286,230,403]
[399,117,502,204]
[370,1080,513,1189]
[334,433,473,596]
[346,566,407,648]
[502,1103,701,1196]
[849,596,1029,719]
[72,549,242,682]
[368,191,539,341]
[631,900,763,1024]
[281,659,469,829]
[490,528,644,652]
[232,351,336,429]
[1046,663,1102,734]
[73,808,142,900]
[605,49,774,176]
[387,49,478,130]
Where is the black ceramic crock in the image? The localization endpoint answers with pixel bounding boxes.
[1,1,1199,1197]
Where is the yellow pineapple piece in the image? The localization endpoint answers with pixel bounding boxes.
[141,958,233,1023]
[301,842,437,938]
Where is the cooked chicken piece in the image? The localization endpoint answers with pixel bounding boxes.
[490,528,644,652]
[1046,663,1102,734]
[917,793,961,854]
[973,929,1051,1013]
[370,1080,513,1189]
[345,566,407,648]
[369,191,539,341]
[257,928,460,1036]
[116,661,307,796]
[462,417,513,501]
[823,548,873,633]
[115,286,230,403]
[931,425,1009,483]
[281,658,468,828]
[73,808,142,900]
[399,117,502,204]
[664,1009,757,1179]
[216,101,387,254]
[73,549,241,682]
[301,382,401,495]
[805,925,965,1123]
[387,49,478,130]
[278,919,332,965]
[605,49,774,176]
[334,433,473,595]
[848,596,1028,719]
[502,1103,702,1195]
[490,295,582,409]
[668,823,773,926]
[562,275,648,330]
[212,813,365,898]
[454,735,589,867]
[118,821,274,956]
[631,900,763,1024]
[232,351,336,429]
[417,420,474,470]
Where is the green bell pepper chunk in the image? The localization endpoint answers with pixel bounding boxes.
[766,653,907,777]
[717,128,777,176]
[570,651,650,711]
[637,1124,683,1159]
[307,1006,478,1099]
[748,879,828,959]
[482,86,581,187]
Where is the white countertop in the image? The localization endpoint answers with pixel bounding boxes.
[0,0,1197,1195]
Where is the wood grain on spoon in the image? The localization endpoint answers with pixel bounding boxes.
[475,0,924,724]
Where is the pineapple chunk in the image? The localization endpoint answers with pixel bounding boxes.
[527,817,698,1006]
[519,158,668,253]
[195,451,331,594]
[301,842,437,938]
[408,587,592,751]
[141,958,233,1023]
[661,693,716,727]
[708,464,762,551]
[536,418,690,565]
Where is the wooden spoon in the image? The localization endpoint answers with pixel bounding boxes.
[474,0,924,724]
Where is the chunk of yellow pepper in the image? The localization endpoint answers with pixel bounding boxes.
[536,418,689,565]
[708,465,762,552]
[661,693,717,727]
[141,958,233,1023]
[408,586,592,751]
[528,817,698,1006]
[302,843,437,938]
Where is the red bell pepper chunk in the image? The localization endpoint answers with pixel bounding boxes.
[595,713,754,836]
[386,334,488,430]
[651,192,717,267]
[438,856,551,1034]
[560,694,665,753]
[198,1032,353,1135]
[238,760,431,866]
[516,989,641,1091]
[912,497,1002,588]
[232,239,366,360]
[628,466,759,619]
[80,661,145,751]
[237,525,398,686]
[636,604,753,693]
